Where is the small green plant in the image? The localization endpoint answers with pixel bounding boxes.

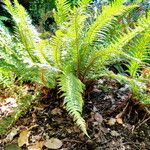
[0,0,150,136]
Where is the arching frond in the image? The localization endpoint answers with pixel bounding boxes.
[124,11,150,78]
[77,0,92,7]
[0,25,23,68]
[54,0,71,25]
[1,0,150,136]
[83,0,138,45]
[126,32,150,78]
[79,0,139,72]
[59,72,88,137]
[3,0,42,62]
[65,7,87,75]
[83,13,150,77]
[50,30,66,69]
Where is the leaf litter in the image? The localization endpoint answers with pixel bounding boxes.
[0,77,150,150]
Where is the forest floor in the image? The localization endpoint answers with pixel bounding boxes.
[0,77,150,150]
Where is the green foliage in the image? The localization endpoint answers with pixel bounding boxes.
[59,71,88,136]
[0,70,15,88]
[118,12,150,101]
[1,0,57,87]
[28,0,80,31]
[29,0,55,23]
[54,0,70,25]
[1,0,150,136]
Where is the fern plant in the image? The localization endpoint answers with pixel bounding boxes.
[123,15,150,102]
[0,0,150,136]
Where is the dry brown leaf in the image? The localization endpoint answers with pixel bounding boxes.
[116,112,123,119]
[116,118,123,124]
[18,129,30,147]
[116,112,123,124]
[107,118,116,126]
[27,141,44,150]
[44,138,63,149]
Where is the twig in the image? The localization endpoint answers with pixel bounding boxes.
[62,139,83,143]
[135,116,150,129]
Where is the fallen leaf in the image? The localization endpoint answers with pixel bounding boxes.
[18,129,30,147]
[116,112,123,119]
[0,97,18,118]
[116,112,123,124]
[94,113,103,123]
[44,138,63,149]
[28,124,38,130]
[30,134,42,143]
[28,141,44,150]
[66,128,72,133]
[116,118,123,124]
[73,126,80,133]
[4,127,20,142]
[107,118,116,126]
[100,127,109,134]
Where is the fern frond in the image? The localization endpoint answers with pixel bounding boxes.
[123,12,150,78]
[0,26,23,67]
[83,14,150,77]
[3,0,41,62]
[50,30,66,69]
[1,0,58,87]
[0,60,17,72]
[77,0,92,7]
[80,0,138,71]
[107,71,150,104]
[126,32,150,78]
[83,0,138,45]
[52,7,87,73]
[54,0,71,25]
[66,7,87,75]
[35,39,54,64]
[59,72,88,136]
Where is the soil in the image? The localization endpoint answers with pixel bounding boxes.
[0,77,150,150]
